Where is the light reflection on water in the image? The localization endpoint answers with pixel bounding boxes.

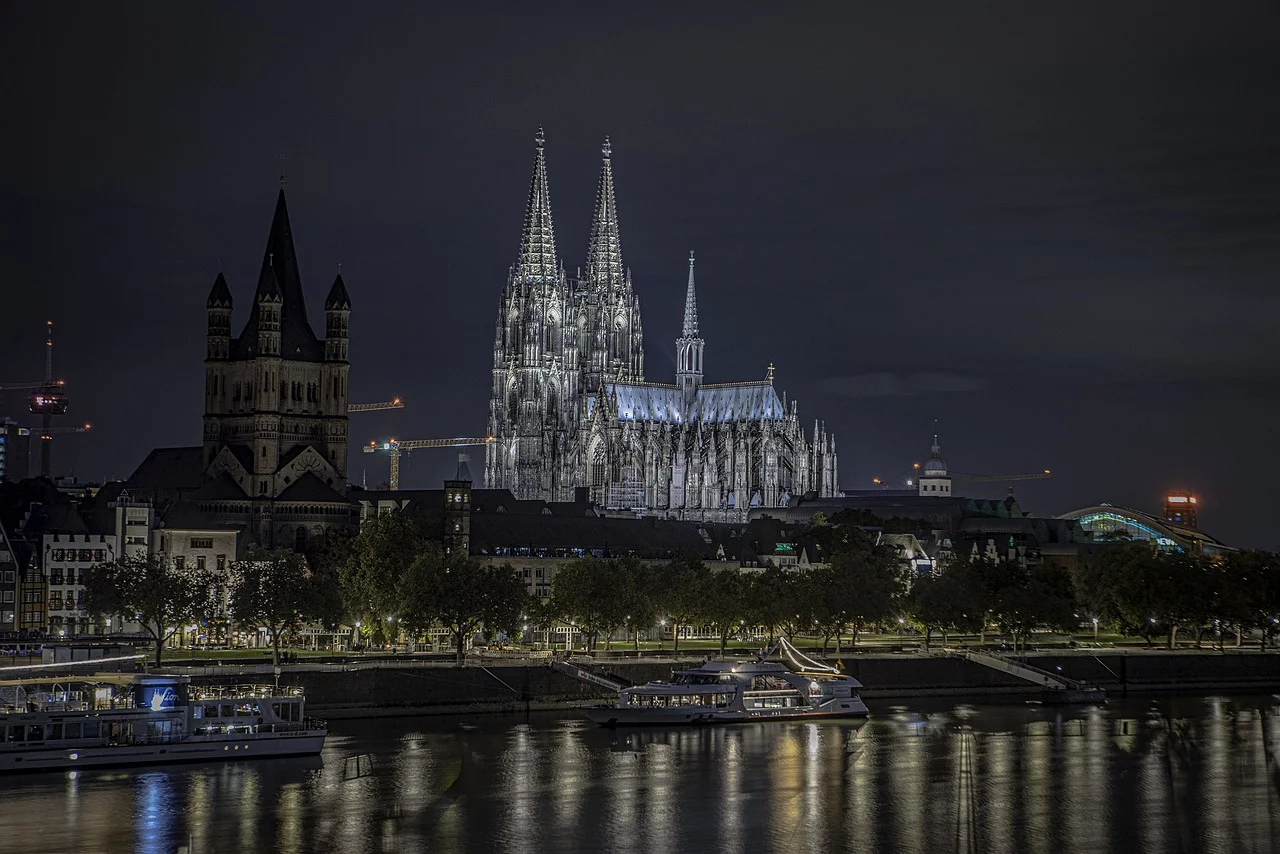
[3,694,1280,853]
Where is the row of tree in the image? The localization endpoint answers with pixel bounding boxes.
[81,507,1280,666]
[82,547,341,666]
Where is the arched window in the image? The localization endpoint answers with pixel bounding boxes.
[295,526,308,552]
[591,445,606,491]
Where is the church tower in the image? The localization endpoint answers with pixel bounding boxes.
[485,128,577,499]
[200,187,353,548]
[578,137,644,390]
[676,251,704,402]
[918,431,951,497]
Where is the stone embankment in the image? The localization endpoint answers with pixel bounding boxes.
[171,648,1280,718]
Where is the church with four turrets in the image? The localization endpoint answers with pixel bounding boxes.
[197,188,357,549]
[484,130,839,520]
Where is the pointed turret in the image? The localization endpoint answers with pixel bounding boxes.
[325,271,351,364]
[514,127,559,286]
[676,251,705,401]
[206,272,233,360]
[206,272,233,309]
[585,137,624,291]
[325,272,351,311]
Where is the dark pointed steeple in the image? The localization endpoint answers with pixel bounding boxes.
[325,272,351,311]
[585,136,624,291]
[233,188,323,360]
[206,272,233,308]
[514,127,559,286]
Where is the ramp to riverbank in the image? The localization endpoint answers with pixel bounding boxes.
[549,659,631,691]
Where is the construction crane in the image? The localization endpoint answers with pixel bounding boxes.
[40,423,92,436]
[21,322,74,478]
[348,397,404,414]
[364,436,493,491]
[0,379,64,391]
[872,466,1052,488]
[952,469,1052,484]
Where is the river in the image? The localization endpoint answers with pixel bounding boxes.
[2,694,1279,853]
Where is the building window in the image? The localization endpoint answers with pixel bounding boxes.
[191,538,213,549]
[174,556,185,570]
[295,526,308,552]
[216,555,226,572]
[196,556,206,571]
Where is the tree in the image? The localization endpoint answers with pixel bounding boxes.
[659,554,711,654]
[229,548,326,666]
[401,548,529,664]
[340,510,431,641]
[552,557,628,651]
[82,552,215,666]
[616,557,660,651]
[994,564,1078,651]
[746,567,805,645]
[907,571,984,649]
[824,531,903,647]
[698,569,749,654]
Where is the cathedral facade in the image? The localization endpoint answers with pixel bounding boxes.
[484,131,839,520]
[198,188,356,549]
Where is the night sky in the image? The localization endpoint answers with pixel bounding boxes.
[3,2,1279,547]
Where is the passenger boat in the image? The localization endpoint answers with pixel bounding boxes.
[0,672,327,772]
[582,640,869,727]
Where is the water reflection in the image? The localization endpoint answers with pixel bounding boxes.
[3,696,1280,853]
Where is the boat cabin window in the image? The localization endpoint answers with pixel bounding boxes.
[750,675,791,691]
[6,725,23,742]
[64,723,82,739]
[220,704,234,718]
[272,701,299,721]
[82,722,99,739]
[630,693,732,708]
[672,674,726,686]
[27,724,44,741]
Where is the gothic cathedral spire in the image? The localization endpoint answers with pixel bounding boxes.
[676,251,704,400]
[585,137,623,291]
[515,127,559,286]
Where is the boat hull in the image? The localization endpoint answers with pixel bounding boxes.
[0,732,326,773]
[583,698,869,727]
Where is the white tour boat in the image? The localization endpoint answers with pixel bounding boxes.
[582,640,869,727]
[0,672,326,772]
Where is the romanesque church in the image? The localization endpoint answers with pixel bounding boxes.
[198,188,356,548]
[484,131,839,520]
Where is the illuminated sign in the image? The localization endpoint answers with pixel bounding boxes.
[140,685,177,712]
[1166,496,1188,504]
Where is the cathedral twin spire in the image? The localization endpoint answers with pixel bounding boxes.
[585,137,625,292]
[514,127,560,287]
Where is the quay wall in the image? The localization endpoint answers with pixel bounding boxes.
[180,650,1280,717]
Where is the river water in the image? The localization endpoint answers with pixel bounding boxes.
[3,694,1280,853]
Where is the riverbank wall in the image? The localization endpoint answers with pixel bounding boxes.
[173,649,1280,718]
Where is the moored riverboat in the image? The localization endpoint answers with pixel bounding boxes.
[583,640,869,727]
[0,673,326,772]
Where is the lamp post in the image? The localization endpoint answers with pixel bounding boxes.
[659,618,666,650]
[1092,617,1098,642]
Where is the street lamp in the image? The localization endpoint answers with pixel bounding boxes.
[659,618,666,650]
[1092,617,1099,642]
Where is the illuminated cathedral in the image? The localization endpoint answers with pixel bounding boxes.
[484,130,838,520]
